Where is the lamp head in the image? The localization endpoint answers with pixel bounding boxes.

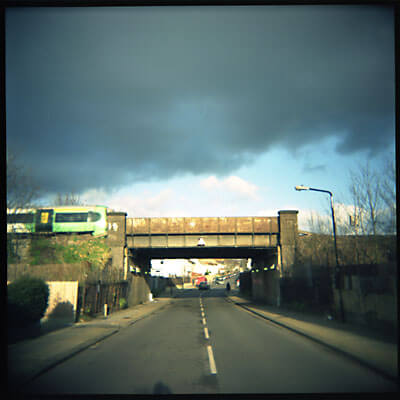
[295,185,310,191]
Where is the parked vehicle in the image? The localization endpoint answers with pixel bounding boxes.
[195,276,207,287]
[198,281,210,290]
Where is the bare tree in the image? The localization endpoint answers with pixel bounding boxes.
[7,152,41,210]
[345,156,396,264]
[53,192,83,206]
[303,211,335,266]
[303,155,396,266]
[379,155,396,234]
[7,152,42,263]
[348,157,395,235]
[353,161,380,234]
[307,210,331,234]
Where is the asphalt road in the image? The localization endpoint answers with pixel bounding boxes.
[25,288,397,394]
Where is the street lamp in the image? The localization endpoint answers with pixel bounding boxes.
[295,185,345,322]
[295,186,339,266]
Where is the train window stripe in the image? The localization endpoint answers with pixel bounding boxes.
[55,212,88,223]
[7,214,35,223]
[88,212,101,222]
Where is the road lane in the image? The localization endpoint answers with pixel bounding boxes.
[202,290,397,393]
[25,294,218,394]
[24,288,397,394]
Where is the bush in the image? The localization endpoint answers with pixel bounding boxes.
[119,297,128,310]
[7,276,49,327]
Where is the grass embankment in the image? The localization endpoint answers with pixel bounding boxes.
[28,236,111,268]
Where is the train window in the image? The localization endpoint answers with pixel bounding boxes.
[88,212,101,222]
[7,213,35,223]
[55,213,88,223]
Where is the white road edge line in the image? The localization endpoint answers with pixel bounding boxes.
[204,327,209,339]
[207,345,217,374]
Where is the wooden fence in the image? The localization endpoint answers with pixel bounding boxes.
[78,281,129,317]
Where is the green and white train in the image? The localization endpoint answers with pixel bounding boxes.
[7,206,108,236]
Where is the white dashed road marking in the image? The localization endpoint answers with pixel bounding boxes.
[207,345,218,374]
[199,294,217,374]
[204,327,209,339]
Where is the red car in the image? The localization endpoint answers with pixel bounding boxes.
[195,276,207,287]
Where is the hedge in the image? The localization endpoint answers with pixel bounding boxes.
[7,276,50,327]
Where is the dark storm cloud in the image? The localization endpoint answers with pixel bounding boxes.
[6,6,395,195]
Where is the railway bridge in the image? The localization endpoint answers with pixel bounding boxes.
[107,210,298,303]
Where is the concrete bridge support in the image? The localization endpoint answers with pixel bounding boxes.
[278,210,299,277]
[126,253,153,306]
[126,273,152,306]
[251,253,281,306]
[250,210,299,306]
[251,269,281,306]
[106,211,127,278]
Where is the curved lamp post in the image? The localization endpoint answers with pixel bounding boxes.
[295,185,345,322]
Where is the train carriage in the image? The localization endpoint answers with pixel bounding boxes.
[6,209,36,233]
[7,205,108,236]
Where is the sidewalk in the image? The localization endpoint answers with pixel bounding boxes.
[8,292,176,392]
[226,293,398,381]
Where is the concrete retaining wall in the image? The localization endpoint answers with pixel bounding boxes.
[251,269,280,306]
[332,263,397,328]
[8,263,88,282]
[334,284,397,328]
[148,276,170,295]
[7,263,124,283]
[127,274,152,306]
[43,281,79,321]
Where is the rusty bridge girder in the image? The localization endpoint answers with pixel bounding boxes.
[126,216,279,249]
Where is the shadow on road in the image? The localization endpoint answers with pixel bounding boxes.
[153,381,172,394]
[165,288,240,298]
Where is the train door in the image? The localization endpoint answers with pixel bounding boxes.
[36,209,54,232]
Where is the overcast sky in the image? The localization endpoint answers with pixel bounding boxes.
[6,5,395,229]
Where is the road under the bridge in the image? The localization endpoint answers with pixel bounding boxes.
[128,246,279,304]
